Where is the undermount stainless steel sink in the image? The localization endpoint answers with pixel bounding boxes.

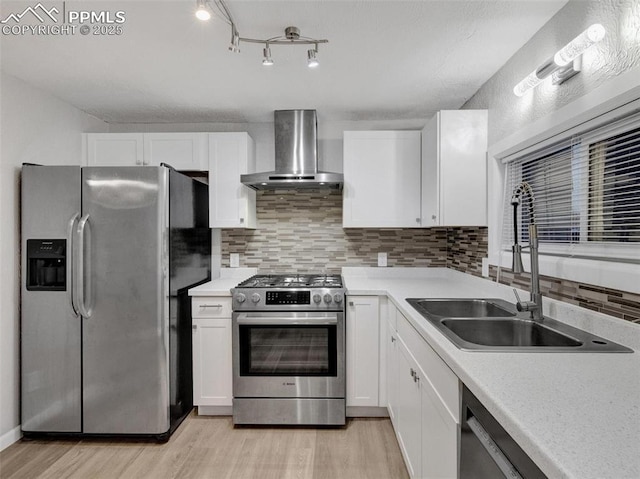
[441,318,582,347]
[406,298,632,353]
[410,299,516,318]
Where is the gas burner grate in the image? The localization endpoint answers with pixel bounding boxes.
[237,274,343,289]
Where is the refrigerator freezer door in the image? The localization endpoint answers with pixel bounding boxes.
[81,167,170,434]
[21,165,82,432]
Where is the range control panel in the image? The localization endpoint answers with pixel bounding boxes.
[266,291,310,305]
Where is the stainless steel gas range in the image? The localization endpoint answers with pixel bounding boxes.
[231,274,346,426]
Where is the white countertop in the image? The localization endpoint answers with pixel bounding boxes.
[188,268,257,296]
[342,267,640,479]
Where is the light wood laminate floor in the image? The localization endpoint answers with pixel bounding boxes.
[0,415,409,479]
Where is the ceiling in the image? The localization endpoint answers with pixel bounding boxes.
[0,0,568,124]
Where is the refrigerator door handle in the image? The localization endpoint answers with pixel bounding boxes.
[76,214,93,319]
[67,213,80,315]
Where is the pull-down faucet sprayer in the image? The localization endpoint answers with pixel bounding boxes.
[511,182,544,321]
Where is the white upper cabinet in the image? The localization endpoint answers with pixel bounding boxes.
[208,132,257,229]
[86,133,144,166]
[343,131,422,227]
[86,132,208,170]
[143,133,208,170]
[421,110,488,226]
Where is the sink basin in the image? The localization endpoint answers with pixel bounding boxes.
[441,318,582,347]
[410,299,515,318]
[405,298,632,352]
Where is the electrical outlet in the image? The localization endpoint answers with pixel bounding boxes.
[230,253,240,268]
[378,252,388,267]
[482,257,489,277]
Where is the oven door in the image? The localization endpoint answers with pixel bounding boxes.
[232,311,345,398]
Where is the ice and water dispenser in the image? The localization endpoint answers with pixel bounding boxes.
[26,239,66,291]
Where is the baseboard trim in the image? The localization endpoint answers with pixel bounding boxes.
[0,425,22,452]
[346,406,389,418]
[196,406,232,416]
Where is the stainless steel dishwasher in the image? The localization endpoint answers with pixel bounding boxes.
[460,386,548,479]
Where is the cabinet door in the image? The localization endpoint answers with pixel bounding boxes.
[421,110,488,226]
[86,133,144,166]
[192,318,233,406]
[421,115,440,226]
[209,133,256,228]
[144,133,207,170]
[386,320,399,427]
[343,131,422,227]
[396,337,422,479]
[421,376,458,479]
[346,296,380,407]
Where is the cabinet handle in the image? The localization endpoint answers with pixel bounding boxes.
[431,215,437,221]
[192,325,198,330]
[391,336,396,343]
[349,301,354,307]
[239,217,244,224]
[410,368,416,378]
[200,304,223,308]
[414,374,420,384]
[416,217,420,224]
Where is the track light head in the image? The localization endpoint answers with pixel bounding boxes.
[262,46,274,66]
[229,30,240,53]
[307,47,319,68]
[195,0,211,21]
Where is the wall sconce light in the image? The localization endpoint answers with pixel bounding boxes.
[195,0,328,68]
[513,24,606,97]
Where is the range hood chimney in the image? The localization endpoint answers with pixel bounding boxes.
[241,110,343,190]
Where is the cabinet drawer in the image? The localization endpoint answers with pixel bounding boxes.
[192,297,232,318]
[398,312,460,423]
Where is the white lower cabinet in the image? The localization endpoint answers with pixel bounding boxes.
[396,337,423,478]
[346,296,380,407]
[386,318,399,426]
[192,297,233,409]
[421,373,458,479]
[388,305,460,479]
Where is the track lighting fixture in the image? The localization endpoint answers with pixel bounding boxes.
[513,23,606,97]
[195,0,328,68]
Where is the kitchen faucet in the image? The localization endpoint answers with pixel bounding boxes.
[510,181,544,321]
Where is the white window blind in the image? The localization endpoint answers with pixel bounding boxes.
[502,110,640,262]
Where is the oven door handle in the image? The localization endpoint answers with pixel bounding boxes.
[235,313,338,326]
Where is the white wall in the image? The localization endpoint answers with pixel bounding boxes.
[461,0,640,292]
[0,72,107,450]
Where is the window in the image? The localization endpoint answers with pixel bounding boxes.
[503,111,640,261]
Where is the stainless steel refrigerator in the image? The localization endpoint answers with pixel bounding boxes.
[21,164,211,439]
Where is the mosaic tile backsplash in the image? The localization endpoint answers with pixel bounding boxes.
[221,190,640,323]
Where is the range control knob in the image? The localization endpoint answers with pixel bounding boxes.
[251,293,261,304]
[235,293,246,303]
[313,294,322,304]
[333,294,343,304]
[323,293,333,304]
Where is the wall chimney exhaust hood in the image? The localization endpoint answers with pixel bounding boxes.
[241,110,343,190]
